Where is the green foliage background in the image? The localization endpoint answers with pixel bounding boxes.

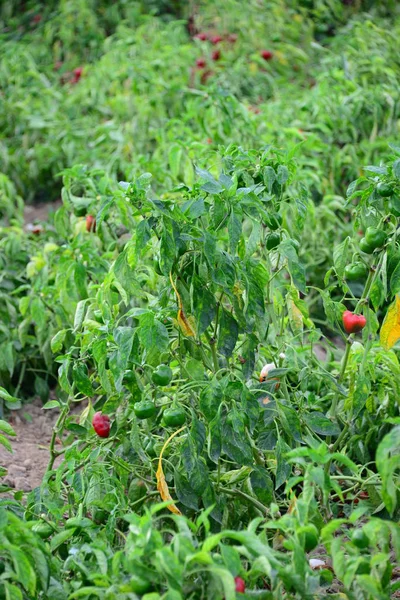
[0,1,399,599]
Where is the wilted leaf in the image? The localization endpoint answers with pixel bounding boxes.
[156,427,185,514]
[380,295,400,350]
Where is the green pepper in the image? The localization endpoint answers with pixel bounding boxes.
[377,182,393,197]
[152,364,173,386]
[163,405,186,427]
[364,227,386,250]
[134,400,156,419]
[298,524,319,552]
[359,237,374,254]
[351,529,369,549]
[144,437,156,457]
[344,263,368,281]
[31,521,54,539]
[266,212,282,230]
[266,232,280,250]
[130,576,151,594]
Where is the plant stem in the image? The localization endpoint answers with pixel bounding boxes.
[220,486,268,516]
[44,397,71,476]
[338,338,352,383]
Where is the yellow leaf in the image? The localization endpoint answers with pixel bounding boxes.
[177,308,196,337]
[274,50,288,65]
[380,295,400,350]
[287,495,297,514]
[287,295,303,334]
[156,426,185,515]
[170,271,196,337]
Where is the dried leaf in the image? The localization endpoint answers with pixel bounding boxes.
[170,272,196,337]
[156,426,185,514]
[380,295,400,350]
[177,308,196,337]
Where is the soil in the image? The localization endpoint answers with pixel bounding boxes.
[0,398,61,492]
[24,199,62,225]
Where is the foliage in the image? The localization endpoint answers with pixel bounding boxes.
[0,1,400,599]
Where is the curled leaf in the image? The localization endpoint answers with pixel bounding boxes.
[170,272,196,337]
[177,308,196,337]
[156,426,185,515]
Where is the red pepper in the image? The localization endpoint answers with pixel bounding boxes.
[342,310,366,334]
[92,412,110,438]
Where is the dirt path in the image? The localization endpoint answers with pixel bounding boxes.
[0,399,60,492]
[24,199,62,225]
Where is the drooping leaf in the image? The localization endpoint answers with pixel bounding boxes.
[156,427,185,514]
[380,295,400,350]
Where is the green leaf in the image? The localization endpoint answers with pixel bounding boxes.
[221,414,253,466]
[393,158,400,179]
[4,582,23,600]
[280,240,306,293]
[73,299,88,333]
[209,566,235,600]
[135,219,151,261]
[0,387,19,404]
[51,329,67,354]
[196,167,223,194]
[250,467,274,506]
[277,164,289,185]
[220,544,242,576]
[42,400,61,410]
[376,425,400,516]
[278,403,302,442]
[0,434,12,452]
[160,227,176,275]
[200,381,223,422]
[275,437,291,489]
[333,237,350,279]
[263,166,276,192]
[390,260,400,296]
[72,364,93,397]
[50,527,75,551]
[0,420,16,436]
[194,284,216,334]
[174,468,199,510]
[218,310,238,357]
[304,412,341,436]
[74,262,88,299]
[169,145,183,179]
[7,543,36,596]
[138,312,169,353]
[228,211,241,254]
[113,250,139,300]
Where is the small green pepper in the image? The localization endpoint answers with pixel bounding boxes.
[344,263,368,281]
[152,364,173,386]
[266,232,280,250]
[351,529,369,549]
[364,227,386,250]
[134,400,156,419]
[359,237,374,254]
[377,182,393,197]
[163,405,186,427]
